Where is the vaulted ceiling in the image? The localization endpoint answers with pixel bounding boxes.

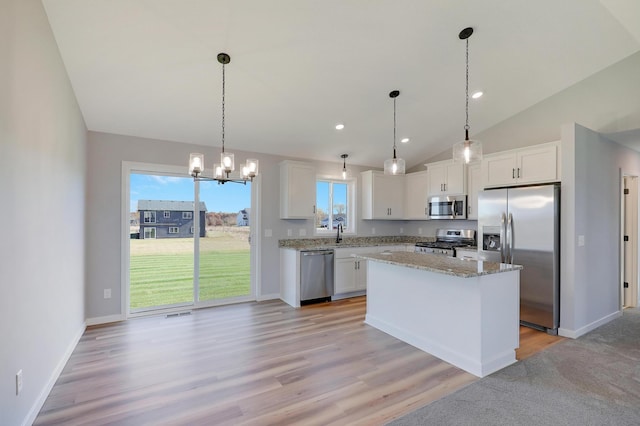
[43,0,640,169]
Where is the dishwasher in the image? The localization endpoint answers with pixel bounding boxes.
[300,249,334,305]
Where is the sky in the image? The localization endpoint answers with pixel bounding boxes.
[130,173,251,213]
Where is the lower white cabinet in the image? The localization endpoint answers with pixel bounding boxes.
[334,247,370,295]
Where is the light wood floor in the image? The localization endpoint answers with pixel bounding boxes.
[35,297,563,426]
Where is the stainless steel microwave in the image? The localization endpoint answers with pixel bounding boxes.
[428,195,467,220]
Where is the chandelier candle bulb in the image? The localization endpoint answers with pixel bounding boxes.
[189,153,204,177]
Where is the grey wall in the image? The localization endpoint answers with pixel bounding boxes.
[560,123,640,336]
[85,132,406,320]
[0,1,87,425]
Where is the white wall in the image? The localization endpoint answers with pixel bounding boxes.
[0,1,87,425]
[560,123,640,337]
[419,51,640,165]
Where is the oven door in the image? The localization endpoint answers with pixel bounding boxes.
[428,195,467,220]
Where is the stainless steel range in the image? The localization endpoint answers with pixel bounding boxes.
[415,229,476,256]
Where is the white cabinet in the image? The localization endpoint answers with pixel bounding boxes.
[482,142,560,188]
[280,161,316,219]
[426,160,466,196]
[334,247,370,295]
[404,171,430,219]
[466,163,481,220]
[361,170,405,219]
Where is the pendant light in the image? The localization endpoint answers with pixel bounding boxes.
[189,53,258,184]
[452,27,482,164]
[384,90,405,175]
[340,154,350,180]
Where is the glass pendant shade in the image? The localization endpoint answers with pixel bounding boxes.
[453,138,482,164]
[221,152,234,173]
[384,156,406,175]
[245,159,259,178]
[213,163,224,179]
[189,153,204,176]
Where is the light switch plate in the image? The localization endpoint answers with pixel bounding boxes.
[578,235,585,246]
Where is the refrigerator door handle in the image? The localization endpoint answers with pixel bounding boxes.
[507,212,514,264]
[500,213,507,263]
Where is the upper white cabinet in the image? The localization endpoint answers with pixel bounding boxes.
[426,160,466,196]
[280,161,316,219]
[404,171,430,219]
[466,163,481,220]
[482,141,560,188]
[361,170,405,219]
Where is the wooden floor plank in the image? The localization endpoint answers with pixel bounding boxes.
[34,296,562,425]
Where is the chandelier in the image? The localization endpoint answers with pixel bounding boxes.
[189,53,258,184]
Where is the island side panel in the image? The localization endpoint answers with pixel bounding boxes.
[280,248,300,307]
[364,260,519,377]
[479,269,520,376]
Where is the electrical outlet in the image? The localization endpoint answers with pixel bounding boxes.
[264,229,272,238]
[371,228,376,235]
[299,229,306,236]
[400,227,404,234]
[104,288,111,299]
[418,227,423,235]
[287,229,292,237]
[578,235,585,246]
[16,370,22,395]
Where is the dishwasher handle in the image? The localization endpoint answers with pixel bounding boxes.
[302,250,334,256]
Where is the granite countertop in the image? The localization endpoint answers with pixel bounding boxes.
[354,252,522,278]
[279,236,434,250]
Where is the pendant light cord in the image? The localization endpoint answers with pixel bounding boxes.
[221,61,226,154]
[465,37,470,139]
[393,96,397,158]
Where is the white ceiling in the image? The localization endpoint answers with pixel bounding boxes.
[42,0,640,169]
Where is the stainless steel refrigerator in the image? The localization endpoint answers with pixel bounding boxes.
[478,183,560,333]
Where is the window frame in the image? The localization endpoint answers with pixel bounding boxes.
[164,210,171,218]
[183,211,193,219]
[143,227,156,239]
[143,211,156,223]
[168,227,179,234]
[314,175,356,236]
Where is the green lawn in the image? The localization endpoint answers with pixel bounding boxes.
[129,229,250,310]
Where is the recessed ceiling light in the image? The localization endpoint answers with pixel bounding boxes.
[471,91,483,99]
[335,123,345,130]
[401,138,410,143]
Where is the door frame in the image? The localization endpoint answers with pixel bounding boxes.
[121,161,259,318]
[621,174,639,308]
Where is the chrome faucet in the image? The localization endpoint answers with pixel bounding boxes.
[336,223,343,243]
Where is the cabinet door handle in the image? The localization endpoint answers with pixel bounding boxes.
[517,168,521,178]
[425,207,427,216]
[313,205,316,214]
[512,168,515,179]
[468,205,471,215]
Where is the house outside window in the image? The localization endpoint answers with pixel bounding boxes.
[143,211,156,223]
[164,210,170,218]
[183,211,193,219]
[315,178,354,235]
[190,226,195,234]
[168,227,179,234]
[144,227,156,239]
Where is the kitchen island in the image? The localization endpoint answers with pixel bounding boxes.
[355,252,522,378]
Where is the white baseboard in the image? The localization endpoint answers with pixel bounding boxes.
[23,321,86,426]
[256,293,280,301]
[85,314,126,326]
[558,310,623,339]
